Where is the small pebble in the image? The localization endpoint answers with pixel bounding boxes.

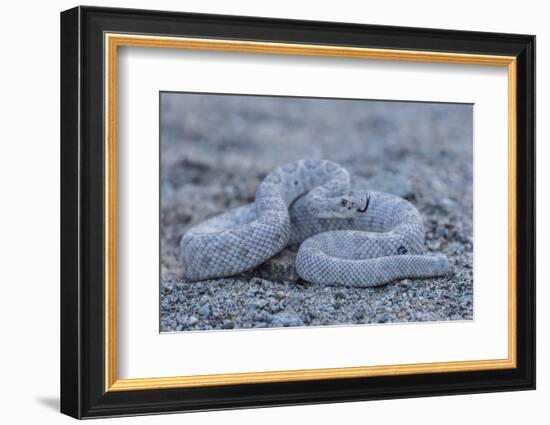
[222,320,235,329]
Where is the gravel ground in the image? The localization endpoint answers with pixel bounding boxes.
[160,93,473,332]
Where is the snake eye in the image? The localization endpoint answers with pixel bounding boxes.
[341,199,348,206]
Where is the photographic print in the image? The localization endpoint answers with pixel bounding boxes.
[160,92,473,332]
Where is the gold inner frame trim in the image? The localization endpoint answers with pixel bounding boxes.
[104,33,518,392]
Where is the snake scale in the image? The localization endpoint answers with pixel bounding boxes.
[179,159,449,286]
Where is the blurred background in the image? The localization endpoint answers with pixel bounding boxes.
[160,92,473,331]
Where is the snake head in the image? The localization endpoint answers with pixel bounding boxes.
[312,193,371,219]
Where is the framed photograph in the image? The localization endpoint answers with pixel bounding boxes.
[60,6,535,419]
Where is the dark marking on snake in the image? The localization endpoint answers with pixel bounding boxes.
[357,194,371,213]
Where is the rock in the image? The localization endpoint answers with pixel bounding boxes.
[197,305,210,316]
[334,291,346,299]
[427,240,441,250]
[441,197,455,212]
[222,320,235,329]
[460,294,473,305]
[251,299,269,309]
[270,311,304,327]
[273,291,286,300]
[243,249,299,283]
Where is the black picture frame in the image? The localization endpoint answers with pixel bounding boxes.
[60,5,535,419]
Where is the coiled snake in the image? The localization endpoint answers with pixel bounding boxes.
[180,159,449,286]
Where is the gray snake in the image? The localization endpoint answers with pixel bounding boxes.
[179,159,449,286]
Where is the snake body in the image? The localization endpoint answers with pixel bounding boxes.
[180,159,449,286]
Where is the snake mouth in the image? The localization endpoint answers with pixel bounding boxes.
[356,194,370,213]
